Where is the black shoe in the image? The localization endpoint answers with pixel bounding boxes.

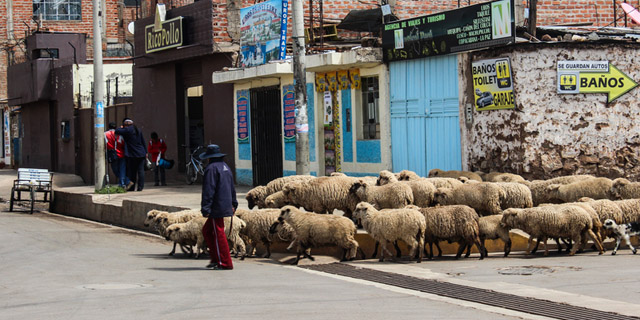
[205,263,218,269]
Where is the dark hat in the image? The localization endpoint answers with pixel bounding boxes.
[199,144,226,159]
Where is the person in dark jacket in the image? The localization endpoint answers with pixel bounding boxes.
[200,144,237,270]
[115,118,147,191]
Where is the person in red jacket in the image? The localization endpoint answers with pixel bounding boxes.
[104,122,130,188]
[148,132,168,186]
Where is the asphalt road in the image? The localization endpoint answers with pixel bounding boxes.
[0,208,527,320]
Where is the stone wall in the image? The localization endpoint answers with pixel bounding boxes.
[459,42,640,180]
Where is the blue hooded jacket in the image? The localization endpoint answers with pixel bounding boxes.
[201,158,238,218]
[115,125,146,158]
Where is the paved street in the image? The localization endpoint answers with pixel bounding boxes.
[0,209,528,320]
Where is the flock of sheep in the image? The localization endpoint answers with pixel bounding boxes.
[144,169,640,265]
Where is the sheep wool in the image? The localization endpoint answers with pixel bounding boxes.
[283,176,362,216]
[529,175,594,205]
[165,217,208,258]
[264,175,316,196]
[246,186,269,209]
[424,177,464,189]
[272,206,360,265]
[350,179,414,210]
[611,178,640,200]
[495,182,533,210]
[428,168,483,182]
[482,172,527,184]
[265,191,289,208]
[433,183,505,216]
[613,199,640,224]
[546,177,614,203]
[235,208,296,258]
[353,202,425,262]
[416,205,484,259]
[478,214,512,257]
[397,170,421,181]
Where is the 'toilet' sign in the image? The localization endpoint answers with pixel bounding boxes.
[145,4,183,53]
[557,60,638,102]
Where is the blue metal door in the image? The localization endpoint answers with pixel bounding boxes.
[390,55,461,177]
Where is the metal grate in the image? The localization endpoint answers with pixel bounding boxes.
[301,263,639,320]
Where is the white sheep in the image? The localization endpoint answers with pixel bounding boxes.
[246,185,268,209]
[264,191,289,208]
[433,183,505,216]
[396,170,421,181]
[264,175,316,195]
[353,202,426,262]
[414,205,485,260]
[425,177,464,189]
[495,182,533,210]
[463,214,512,257]
[269,206,361,265]
[546,177,614,203]
[349,179,414,210]
[613,199,640,224]
[245,175,316,209]
[377,170,435,207]
[501,205,604,256]
[611,178,640,200]
[428,168,483,182]
[165,216,247,259]
[529,175,594,205]
[235,208,298,258]
[481,172,527,184]
[282,176,365,217]
[152,209,201,256]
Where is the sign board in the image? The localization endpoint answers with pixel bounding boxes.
[557,61,638,102]
[145,17,183,53]
[472,57,515,110]
[282,85,296,141]
[237,90,250,143]
[240,0,289,68]
[382,0,515,62]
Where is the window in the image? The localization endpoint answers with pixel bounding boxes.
[360,76,380,140]
[33,48,59,59]
[33,0,81,21]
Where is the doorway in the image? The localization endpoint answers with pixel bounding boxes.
[250,86,283,186]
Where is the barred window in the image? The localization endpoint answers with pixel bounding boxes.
[33,0,81,21]
[360,76,380,140]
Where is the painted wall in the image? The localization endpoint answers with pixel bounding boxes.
[459,42,640,180]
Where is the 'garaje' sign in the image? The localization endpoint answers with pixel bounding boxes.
[145,17,183,53]
[472,57,515,111]
[557,60,638,102]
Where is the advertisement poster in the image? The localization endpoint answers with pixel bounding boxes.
[282,85,296,141]
[471,57,515,111]
[237,90,250,143]
[557,60,638,102]
[382,0,514,62]
[240,0,288,67]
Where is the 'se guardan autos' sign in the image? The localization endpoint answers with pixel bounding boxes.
[145,17,183,53]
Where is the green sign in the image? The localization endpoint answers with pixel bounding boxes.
[145,17,183,53]
[382,0,515,62]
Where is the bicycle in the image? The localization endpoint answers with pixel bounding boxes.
[185,145,205,184]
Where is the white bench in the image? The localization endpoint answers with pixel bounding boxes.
[10,168,54,214]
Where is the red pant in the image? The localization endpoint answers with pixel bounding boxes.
[202,217,233,269]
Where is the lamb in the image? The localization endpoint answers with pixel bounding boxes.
[432,183,505,216]
[245,175,316,209]
[264,191,289,208]
[611,178,640,200]
[501,205,604,256]
[269,206,361,265]
[529,175,594,205]
[481,172,527,184]
[414,205,485,260]
[282,176,362,216]
[152,209,201,255]
[377,170,436,207]
[603,219,640,255]
[349,179,414,210]
[546,177,614,203]
[165,216,247,259]
[428,168,483,182]
[495,182,533,210]
[463,214,512,257]
[353,202,426,262]
[235,208,297,258]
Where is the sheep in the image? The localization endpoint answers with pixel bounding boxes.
[529,175,594,205]
[613,199,640,224]
[501,205,604,256]
[353,202,425,262]
[152,209,201,256]
[481,172,527,184]
[377,170,435,207]
[282,176,362,217]
[537,202,605,253]
[165,216,247,259]
[264,191,289,208]
[546,177,614,203]
[414,205,485,260]
[428,168,483,182]
[611,178,640,200]
[495,182,533,210]
[270,206,361,265]
[397,170,421,181]
[603,219,640,255]
[235,208,298,258]
[144,209,164,228]
[349,179,414,210]
[264,175,316,195]
[386,169,463,189]
[432,183,505,216]
[425,177,464,189]
[246,186,268,209]
[463,214,512,257]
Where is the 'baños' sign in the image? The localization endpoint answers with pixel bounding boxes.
[145,17,183,53]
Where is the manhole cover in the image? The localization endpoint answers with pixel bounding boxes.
[78,283,152,290]
[498,265,581,275]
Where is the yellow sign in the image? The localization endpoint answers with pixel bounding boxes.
[471,57,515,111]
[557,61,638,102]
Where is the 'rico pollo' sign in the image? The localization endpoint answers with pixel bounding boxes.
[145,17,183,53]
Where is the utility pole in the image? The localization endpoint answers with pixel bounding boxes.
[292,0,309,175]
[528,0,537,37]
[93,0,105,189]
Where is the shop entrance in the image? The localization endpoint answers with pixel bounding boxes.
[181,85,204,171]
[250,86,283,186]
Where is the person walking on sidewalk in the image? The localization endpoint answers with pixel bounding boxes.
[148,132,167,186]
[200,144,237,270]
[115,118,147,191]
[104,122,130,188]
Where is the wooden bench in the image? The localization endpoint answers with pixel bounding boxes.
[10,168,54,214]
